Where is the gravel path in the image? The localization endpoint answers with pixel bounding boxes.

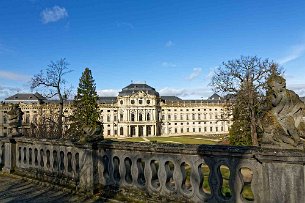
[0,174,94,203]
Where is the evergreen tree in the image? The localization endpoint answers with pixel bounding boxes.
[70,68,100,137]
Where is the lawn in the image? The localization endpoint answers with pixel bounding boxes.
[106,135,223,145]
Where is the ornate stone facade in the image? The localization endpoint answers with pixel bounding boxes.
[0,83,230,137]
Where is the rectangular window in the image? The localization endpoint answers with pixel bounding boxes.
[210,127,213,132]
[187,128,189,132]
[108,130,111,135]
[193,128,195,132]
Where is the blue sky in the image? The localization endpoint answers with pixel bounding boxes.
[1,0,305,100]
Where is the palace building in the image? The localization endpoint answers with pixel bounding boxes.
[0,83,230,137]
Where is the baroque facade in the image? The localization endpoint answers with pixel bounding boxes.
[0,83,230,137]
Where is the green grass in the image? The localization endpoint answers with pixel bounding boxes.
[106,135,220,145]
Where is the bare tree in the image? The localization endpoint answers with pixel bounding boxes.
[31,58,72,137]
[210,56,280,146]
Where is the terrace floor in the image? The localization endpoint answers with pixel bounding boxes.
[0,174,95,203]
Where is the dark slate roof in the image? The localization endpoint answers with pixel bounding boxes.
[5,93,46,101]
[161,96,182,102]
[208,93,223,100]
[98,97,117,104]
[118,83,159,97]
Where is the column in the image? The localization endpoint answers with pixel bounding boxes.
[143,125,147,137]
[152,125,155,136]
[135,126,139,137]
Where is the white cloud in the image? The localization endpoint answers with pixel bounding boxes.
[0,70,31,82]
[0,85,23,101]
[161,62,176,68]
[287,84,305,97]
[278,43,305,65]
[187,67,202,80]
[97,89,119,97]
[159,87,213,99]
[165,40,174,47]
[41,6,68,24]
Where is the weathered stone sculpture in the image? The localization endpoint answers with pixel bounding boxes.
[260,74,305,149]
[7,104,24,137]
[79,121,103,143]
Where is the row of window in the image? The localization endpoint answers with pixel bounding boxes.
[162,113,221,120]
[162,108,221,112]
[119,99,151,105]
[167,126,224,133]
[106,126,153,136]
[103,113,152,122]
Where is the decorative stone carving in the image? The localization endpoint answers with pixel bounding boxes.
[7,104,24,137]
[260,75,305,149]
[80,121,104,143]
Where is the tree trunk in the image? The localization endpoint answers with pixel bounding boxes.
[57,86,63,138]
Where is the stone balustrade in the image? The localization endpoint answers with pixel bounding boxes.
[0,137,305,203]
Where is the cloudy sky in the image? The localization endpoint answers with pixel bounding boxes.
[1,0,305,100]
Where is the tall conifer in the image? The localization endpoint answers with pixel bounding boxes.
[70,68,100,136]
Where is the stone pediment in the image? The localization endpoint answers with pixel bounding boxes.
[131,91,149,98]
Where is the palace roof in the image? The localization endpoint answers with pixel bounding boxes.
[118,83,159,97]
[5,93,46,103]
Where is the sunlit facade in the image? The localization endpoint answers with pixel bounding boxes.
[0,83,230,137]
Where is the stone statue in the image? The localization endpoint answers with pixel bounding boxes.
[260,74,305,149]
[79,121,104,143]
[7,104,24,137]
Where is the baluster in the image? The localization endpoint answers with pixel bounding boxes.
[71,151,76,178]
[0,143,3,167]
[23,147,27,167]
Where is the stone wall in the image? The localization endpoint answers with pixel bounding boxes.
[0,138,304,203]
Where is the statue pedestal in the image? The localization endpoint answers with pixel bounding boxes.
[2,139,16,174]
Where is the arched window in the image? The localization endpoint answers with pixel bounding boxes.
[131,113,135,121]
[120,127,124,135]
[139,113,143,121]
[120,113,123,121]
[147,113,150,121]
